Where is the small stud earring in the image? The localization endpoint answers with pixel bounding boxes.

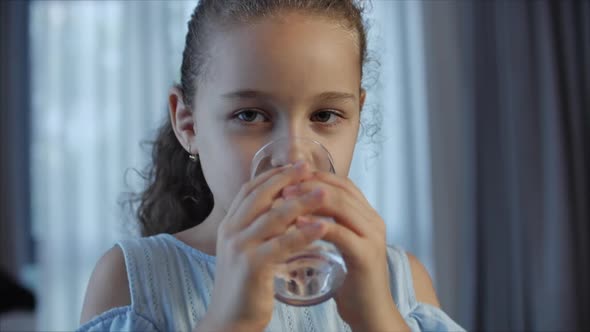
[188,144,198,162]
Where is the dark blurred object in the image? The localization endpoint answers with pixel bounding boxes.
[0,0,33,281]
[0,0,36,326]
[425,0,589,331]
[0,269,35,313]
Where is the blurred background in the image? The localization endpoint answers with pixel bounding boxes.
[1,0,588,331]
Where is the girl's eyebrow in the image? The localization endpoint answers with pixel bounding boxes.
[222,89,357,102]
[315,91,357,102]
[222,89,274,100]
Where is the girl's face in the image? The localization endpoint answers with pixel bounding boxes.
[192,12,365,215]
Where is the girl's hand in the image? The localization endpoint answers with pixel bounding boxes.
[198,162,328,332]
[281,171,410,332]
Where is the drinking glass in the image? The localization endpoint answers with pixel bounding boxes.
[250,137,347,306]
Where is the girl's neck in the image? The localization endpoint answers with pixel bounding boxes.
[174,205,225,256]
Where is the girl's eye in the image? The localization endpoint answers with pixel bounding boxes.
[234,109,268,123]
[311,110,342,125]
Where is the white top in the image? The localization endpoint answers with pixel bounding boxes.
[78,233,465,331]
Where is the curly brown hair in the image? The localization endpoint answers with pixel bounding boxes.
[132,0,373,237]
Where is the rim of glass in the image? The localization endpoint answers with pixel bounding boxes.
[250,136,335,178]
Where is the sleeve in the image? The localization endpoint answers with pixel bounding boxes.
[77,307,161,332]
[404,302,466,332]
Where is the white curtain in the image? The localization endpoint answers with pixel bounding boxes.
[30,1,433,330]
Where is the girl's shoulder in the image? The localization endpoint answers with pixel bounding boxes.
[106,234,216,330]
[114,233,217,308]
[384,245,440,315]
[112,233,216,299]
[79,234,216,331]
[79,246,130,325]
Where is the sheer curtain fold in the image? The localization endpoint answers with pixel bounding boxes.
[351,0,434,271]
[31,2,194,330]
[550,0,590,327]
[31,1,435,330]
[424,1,590,330]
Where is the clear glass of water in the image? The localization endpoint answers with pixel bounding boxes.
[250,136,347,306]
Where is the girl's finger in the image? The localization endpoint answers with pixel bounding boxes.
[282,180,377,237]
[225,163,291,217]
[254,216,328,264]
[236,188,325,244]
[311,171,370,208]
[222,161,314,235]
[319,221,366,266]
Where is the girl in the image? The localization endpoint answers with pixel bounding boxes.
[79,0,464,331]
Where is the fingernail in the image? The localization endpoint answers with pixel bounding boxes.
[294,160,306,169]
[283,184,299,196]
[308,188,323,198]
[295,216,311,225]
[296,219,322,231]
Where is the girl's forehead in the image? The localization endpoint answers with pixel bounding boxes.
[201,13,362,100]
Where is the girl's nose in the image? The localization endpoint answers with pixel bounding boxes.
[270,136,312,168]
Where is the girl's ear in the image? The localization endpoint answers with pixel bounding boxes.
[169,86,197,155]
[359,88,367,112]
